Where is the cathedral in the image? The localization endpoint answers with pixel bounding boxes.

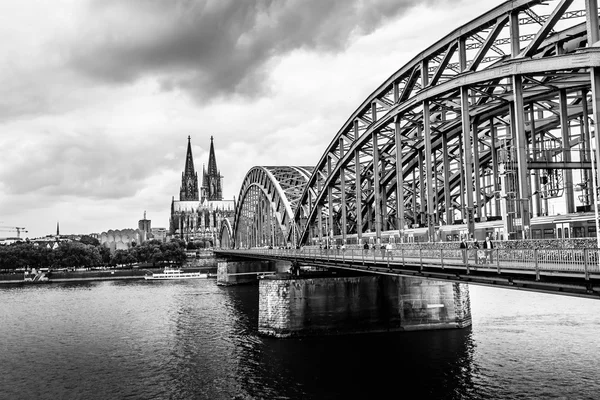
[169,136,235,246]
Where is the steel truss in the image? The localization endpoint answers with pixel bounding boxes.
[233,0,600,247]
[233,166,313,248]
[292,0,600,245]
[219,218,233,248]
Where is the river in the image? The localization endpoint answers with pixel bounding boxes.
[1,279,599,399]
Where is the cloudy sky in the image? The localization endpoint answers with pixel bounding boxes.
[0,0,504,239]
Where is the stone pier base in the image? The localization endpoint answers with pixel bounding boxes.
[217,260,290,286]
[258,275,471,337]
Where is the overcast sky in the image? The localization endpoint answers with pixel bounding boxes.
[0,0,504,239]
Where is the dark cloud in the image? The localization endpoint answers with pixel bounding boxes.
[68,0,439,101]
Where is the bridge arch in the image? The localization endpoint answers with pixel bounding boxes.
[219,218,233,249]
[233,166,313,248]
[293,0,600,245]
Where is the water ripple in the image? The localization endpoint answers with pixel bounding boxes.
[1,281,600,399]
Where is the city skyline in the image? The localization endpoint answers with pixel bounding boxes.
[0,0,504,239]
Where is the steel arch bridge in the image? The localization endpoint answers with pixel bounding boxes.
[232,166,314,248]
[231,0,600,248]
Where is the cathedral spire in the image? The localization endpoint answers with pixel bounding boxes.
[207,135,218,176]
[179,136,199,201]
[202,136,223,201]
[184,135,195,176]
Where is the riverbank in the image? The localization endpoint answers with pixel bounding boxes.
[0,266,217,285]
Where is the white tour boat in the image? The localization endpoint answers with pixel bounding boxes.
[144,267,211,280]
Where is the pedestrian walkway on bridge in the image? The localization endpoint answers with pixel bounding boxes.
[216,244,600,300]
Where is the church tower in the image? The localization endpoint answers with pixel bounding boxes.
[202,136,223,201]
[180,136,199,201]
[169,135,235,244]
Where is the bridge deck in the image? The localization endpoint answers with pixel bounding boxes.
[215,248,600,300]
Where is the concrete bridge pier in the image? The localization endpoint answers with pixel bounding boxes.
[217,259,291,286]
[258,275,471,337]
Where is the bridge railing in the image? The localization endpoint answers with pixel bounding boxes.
[225,247,600,277]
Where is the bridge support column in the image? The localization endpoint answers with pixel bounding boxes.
[258,275,471,338]
[217,260,289,286]
[395,117,406,237]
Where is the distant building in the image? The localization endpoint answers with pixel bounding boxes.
[169,136,235,246]
[31,240,60,250]
[0,237,23,246]
[30,236,63,249]
[48,221,80,242]
[138,211,168,242]
[56,235,80,241]
[151,227,167,242]
[99,229,146,253]
[98,212,163,252]
[138,211,151,234]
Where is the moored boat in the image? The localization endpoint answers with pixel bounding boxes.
[144,267,211,280]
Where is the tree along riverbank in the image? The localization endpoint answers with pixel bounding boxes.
[0,239,189,273]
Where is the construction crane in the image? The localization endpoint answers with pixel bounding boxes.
[0,226,28,238]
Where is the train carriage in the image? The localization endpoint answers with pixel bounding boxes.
[324,212,598,245]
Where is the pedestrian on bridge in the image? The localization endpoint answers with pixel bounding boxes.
[473,239,481,265]
[460,237,468,264]
[363,241,369,256]
[386,242,393,261]
[483,236,494,264]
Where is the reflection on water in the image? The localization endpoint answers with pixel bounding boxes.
[243,326,476,399]
[1,280,599,399]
